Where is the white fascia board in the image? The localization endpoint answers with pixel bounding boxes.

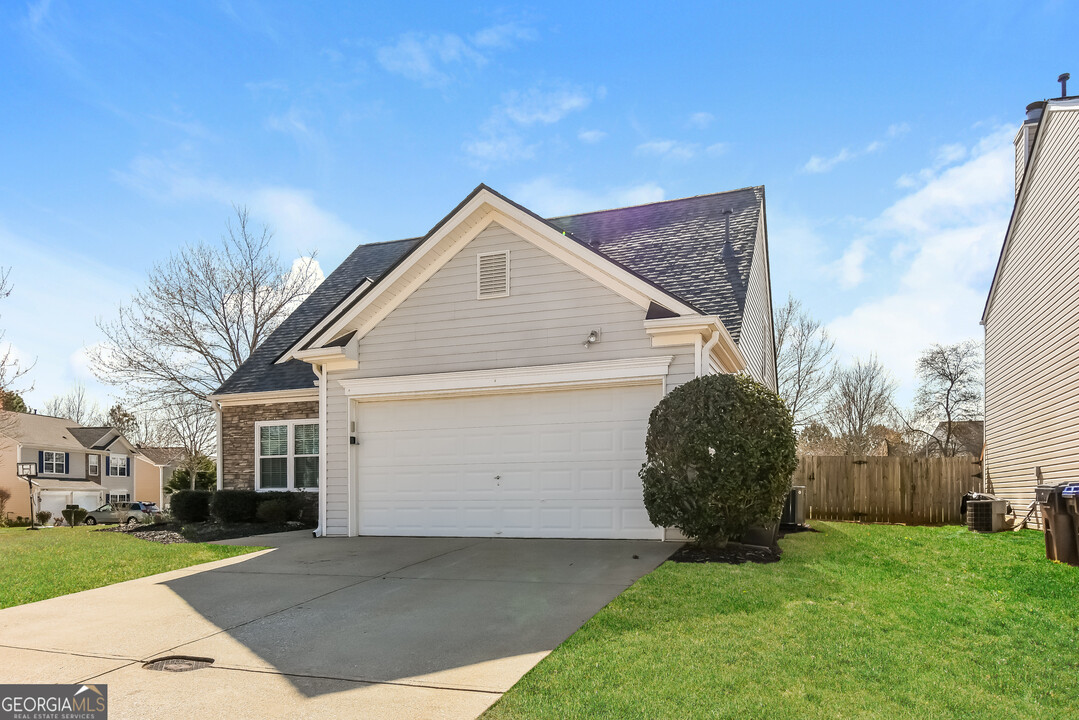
[643,316,746,373]
[302,188,701,352]
[339,356,674,402]
[208,387,319,406]
[277,279,373,364]
[292,345,359,373]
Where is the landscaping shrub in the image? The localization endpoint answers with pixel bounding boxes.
[170,490,212,523]
[61,508,87,527]
[257,491,315,523]
[35,510,52,526]
[640,373,798,547]
[255,499,291,525]
[211,490,261,523]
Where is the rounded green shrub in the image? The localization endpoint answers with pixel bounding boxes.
[61,508,88,527]
[35,510,53,526]
[211,490,261,523]
[171,490,212,523]
[640,373,798,547]
[255,499,291,525]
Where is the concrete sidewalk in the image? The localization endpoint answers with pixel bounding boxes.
[0,531,673,719]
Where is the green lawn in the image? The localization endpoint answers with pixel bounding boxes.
[0,526,260,608]
[485,522,1079,720]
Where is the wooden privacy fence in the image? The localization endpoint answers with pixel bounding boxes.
[792,456,983,525]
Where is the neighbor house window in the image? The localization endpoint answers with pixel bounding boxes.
[109,493,130,503]
[42,451,66,474]
[88,455,99,475]
[108,455,128,476]
[256,420,319,491]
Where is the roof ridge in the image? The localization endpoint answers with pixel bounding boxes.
[544,185,764,221]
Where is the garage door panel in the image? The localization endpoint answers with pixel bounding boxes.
[355,384,663,539]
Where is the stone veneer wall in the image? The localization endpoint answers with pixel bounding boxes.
[220,400,319,490]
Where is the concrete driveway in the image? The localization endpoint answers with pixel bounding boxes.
[0,531,674,719]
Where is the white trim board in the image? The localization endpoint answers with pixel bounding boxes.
[209,387,318,406]
[338,356,674,402]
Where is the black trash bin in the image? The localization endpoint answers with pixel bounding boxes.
[1036,484,1079,567]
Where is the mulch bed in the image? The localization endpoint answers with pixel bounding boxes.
[670,542,781,565]
[95,520,312,545]
[96,524,188,545]
[668,524,819,565]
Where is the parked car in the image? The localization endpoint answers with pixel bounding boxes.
[82,502,150,526]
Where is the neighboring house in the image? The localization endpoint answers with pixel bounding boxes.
[928,421,984,458]
[0,412,107,519]
[982,91,1079,524]
[210,185,778,540]
[66,427,140,504]
[134,446,185,508]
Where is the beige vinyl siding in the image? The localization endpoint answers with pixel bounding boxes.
[18,445,87,478]
[984,107,1079,526]
[323,378,351,535]
[345,223,697,388]
[737,212,778,390]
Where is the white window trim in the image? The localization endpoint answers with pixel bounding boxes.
[254,419,320,492]
[42,450,66,475]
[108,454,128,477]
[88,454,99,475]
[476,250,510,299]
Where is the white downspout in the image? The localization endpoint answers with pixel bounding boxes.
[213,400,224,491]
[314,364,327,538]
[701,328,721,376]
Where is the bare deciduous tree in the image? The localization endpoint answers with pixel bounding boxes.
[43,382,103,425]
[775,294,836,427]
[0,267,34,415]
[911,340,983,456]
[825,356,898,455]
[91,207,320,412]
[156,397,217,491]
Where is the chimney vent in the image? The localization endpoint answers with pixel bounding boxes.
[1059,72,1071,97]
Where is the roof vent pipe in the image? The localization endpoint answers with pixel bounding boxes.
[1059,72,1071,98]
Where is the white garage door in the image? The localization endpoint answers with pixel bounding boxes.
[354,383,663,539]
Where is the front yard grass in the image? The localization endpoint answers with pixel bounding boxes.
[485,522,1079,720]
[0,526,260,608]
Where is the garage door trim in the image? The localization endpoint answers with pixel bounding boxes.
[338,355,674,402]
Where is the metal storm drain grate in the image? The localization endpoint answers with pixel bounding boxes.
[143,655,215,672]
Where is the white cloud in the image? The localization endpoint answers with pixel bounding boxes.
[705,142,728,157]
[502,86,592,125]
[803,123,909,174]
[826,126,1014,399]
[376,32,484,86]
[803,147,856,174]
[511,177,665,217]
[115,154,368,262]
[470,21,535,49]
[578,129,606,144]
[0,225,127,410]
[636,139,699,161]
[688,112,714,129]
[831,239,870,289]
[376,22,534,86]
[465,84,594,166]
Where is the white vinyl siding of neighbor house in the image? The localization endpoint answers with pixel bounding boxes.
[738,214,777,391]
[320,222,698,536]
[984,107,1079,526]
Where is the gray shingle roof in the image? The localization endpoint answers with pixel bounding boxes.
[214,186,764,396]
[68,427,115,450]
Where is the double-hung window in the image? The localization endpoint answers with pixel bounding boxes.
[88,454,99,475]
[256,420,319,491]
[42,451,66,474]
[108,455,128,477]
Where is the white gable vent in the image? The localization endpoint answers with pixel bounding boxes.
[477,251,509,299]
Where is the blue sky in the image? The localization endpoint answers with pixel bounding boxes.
[0,0,1075,410]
